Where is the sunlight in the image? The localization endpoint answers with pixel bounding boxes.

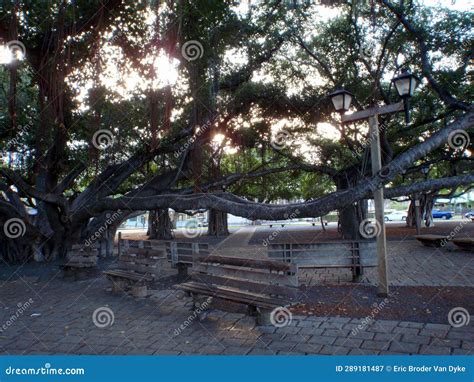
[0,45,13,64]
[212,133,226,145]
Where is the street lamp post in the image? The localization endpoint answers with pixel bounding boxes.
[328,70,419,297]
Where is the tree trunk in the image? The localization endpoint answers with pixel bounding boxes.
[338,204,361,239]
[207,209,229,237]
[148,209,173,240]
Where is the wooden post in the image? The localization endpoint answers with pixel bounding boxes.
[414,198,421,235]
[369,115,389,297]
[118,231,122,257]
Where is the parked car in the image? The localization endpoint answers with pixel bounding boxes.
[464,211,474,219]
[384,211,407,221]
[432,210,453,220]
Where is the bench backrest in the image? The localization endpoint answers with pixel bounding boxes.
[168,242,210,267]
[118,237,167,255]
[117,247,166,277]
[268,241,377,267]
[67,244,98,264]
[192,255,299,300]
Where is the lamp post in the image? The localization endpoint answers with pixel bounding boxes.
[328,70,419,297]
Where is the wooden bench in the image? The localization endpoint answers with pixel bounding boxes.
[176,255,299,325]
[117,233,167,256]
[267,241,377,282]
[60,244,99,279]
[452,238,474,252]
[167,242,210,280]
[414,235,447,248]
[104,247,166,297]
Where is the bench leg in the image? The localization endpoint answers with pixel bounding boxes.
[352,266,363,282]
[131,284,148,298]
[191,295,212,320]
[111,279,127,293]
[256,308,273,326]
[177,263,188,281]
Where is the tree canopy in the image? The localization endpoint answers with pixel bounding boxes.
[0,0,472,261]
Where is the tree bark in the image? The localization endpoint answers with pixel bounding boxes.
[148,209,173,240]
[207,209,229,237]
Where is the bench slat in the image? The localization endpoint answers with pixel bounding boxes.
[196,255,297,273]
[192,273,299,300]
[177,282,289,309]
[193,263,297,286]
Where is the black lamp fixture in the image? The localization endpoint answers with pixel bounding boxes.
[392,68,420,124]
[328,88,354,114]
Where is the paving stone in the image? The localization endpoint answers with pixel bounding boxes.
[320,345,351,355]
[307,335,337,346]
[361,340,390,351]
[275,326,301,335]
[424,323,451,330]
[266,341,298,352]
[388,342,420,354]
[419,345,452,355]
[400,334,431,345]
[392,327,419,335]
[293,343,323,354]
[430,338,461,348]
[397,321,425,329]
[334,337,363,348]
[419,329,448,338]
[350,331,375,340]
[298,327,325,336]
[323,329,351,337]
[374,333,401,342]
